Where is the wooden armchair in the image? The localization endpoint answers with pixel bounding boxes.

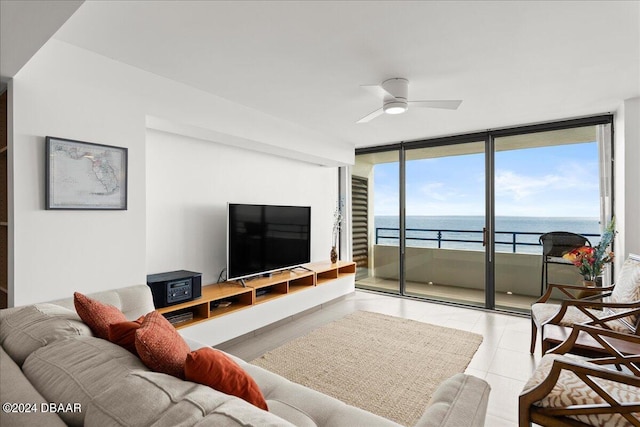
[530,254,640,355]
[520,324,640,426]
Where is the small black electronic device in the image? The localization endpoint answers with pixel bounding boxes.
[146,270,202,308]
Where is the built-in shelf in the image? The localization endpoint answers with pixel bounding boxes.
[157,282,254,329]
[309,260,356,285]
[156,261,356,330]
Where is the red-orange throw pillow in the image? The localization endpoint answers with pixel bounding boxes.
[74,292,128,340]
[185,347,268,411]
[108,316,145,354]
[135,311,190,379]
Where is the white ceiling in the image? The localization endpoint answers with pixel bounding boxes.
[0,0,83,87]
[4,1,640,149]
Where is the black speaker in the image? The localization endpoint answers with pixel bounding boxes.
[146,270,202,308]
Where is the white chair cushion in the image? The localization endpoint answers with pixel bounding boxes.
[531,304,633,334]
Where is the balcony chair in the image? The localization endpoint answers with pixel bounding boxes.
[539,231,591,295]
[520,323,640,426]
[530,254,640,355]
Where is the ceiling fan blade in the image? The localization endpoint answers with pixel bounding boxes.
[408,100,462,110]
[356,107,384,123]
[361,84,393,99]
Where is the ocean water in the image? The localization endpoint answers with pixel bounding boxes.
[374,216,601,254]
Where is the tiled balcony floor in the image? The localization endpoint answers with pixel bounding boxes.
[357,276,541,312]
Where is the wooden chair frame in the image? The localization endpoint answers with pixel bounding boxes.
[520,325,640,426]
[529,281,640,354]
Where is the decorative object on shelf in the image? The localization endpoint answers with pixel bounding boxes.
[582,276,603,288]
[563,218,616,282]
[165,311,194,326]
[330,246,338,264]
[331,200,343,264]
[45,136,128,210]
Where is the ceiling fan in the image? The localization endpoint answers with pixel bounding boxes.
[356,78,462,123]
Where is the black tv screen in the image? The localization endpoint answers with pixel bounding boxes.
[227,203,311,280]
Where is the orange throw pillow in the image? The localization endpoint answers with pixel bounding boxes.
[74,292,128,340]
[108,316,145,354]
[185,347,268,411]
[135,311,190,379]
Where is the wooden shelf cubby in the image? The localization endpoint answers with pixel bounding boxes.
[309,260,355,285]
[156,260,356,329]
[157,282,254,329]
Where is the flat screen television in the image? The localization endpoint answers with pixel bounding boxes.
[227,203,311,281]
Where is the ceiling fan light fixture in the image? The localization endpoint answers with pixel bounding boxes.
[384,101,408,115]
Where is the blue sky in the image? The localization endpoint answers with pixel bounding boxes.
[374,142,600,217]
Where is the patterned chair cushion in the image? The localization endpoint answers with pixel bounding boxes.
[523,354,640,426]
[608,257,640,327]
[530,304,633,333]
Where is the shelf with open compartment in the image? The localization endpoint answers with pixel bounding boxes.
[157,261,356,329]
[157,282,254,329]
[309,260,355,285]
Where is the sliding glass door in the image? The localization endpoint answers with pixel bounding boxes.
[352,116,613,313]
[493,125,610,312]
[404,141,486,307]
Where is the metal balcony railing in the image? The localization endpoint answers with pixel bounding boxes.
[375,227,600,253]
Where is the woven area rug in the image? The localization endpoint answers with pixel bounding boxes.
[250,311,483,426]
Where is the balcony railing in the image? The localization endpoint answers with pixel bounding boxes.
[375,227,600,254]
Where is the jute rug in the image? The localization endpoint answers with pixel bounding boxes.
[250,311,483,426]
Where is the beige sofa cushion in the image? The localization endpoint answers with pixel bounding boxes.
[416,373,490,427]
[85,370,297,427]
[49,284,155,321]
[0,347,67,427]
[240,359,403,427]
[0,303,91,365]
[22,336,148,426]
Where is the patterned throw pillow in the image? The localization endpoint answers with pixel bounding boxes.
[74,292,128,339]
[108,316,145,354]
[185,347,268,410]
[134,311,190,379]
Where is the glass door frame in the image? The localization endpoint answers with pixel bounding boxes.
[404,132,493,308]
[353,114,614,311]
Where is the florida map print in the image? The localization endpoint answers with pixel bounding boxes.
[48,138,126,208]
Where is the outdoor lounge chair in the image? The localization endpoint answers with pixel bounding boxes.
[530,254,640,355]
[520,323,640,426]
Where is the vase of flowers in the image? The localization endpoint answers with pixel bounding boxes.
[331,202,343,264]
[562,218,616,283]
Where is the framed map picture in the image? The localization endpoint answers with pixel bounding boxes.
[45,136,128,210]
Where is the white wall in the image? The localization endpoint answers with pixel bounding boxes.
[10,39,350,306]
[146,129,337,284]
[614,97,640,268]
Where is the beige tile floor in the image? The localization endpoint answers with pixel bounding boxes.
[218,290,543,426]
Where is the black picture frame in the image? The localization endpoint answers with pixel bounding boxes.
[45,136,128,210]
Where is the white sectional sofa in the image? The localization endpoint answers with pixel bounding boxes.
[0,285,490,427]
